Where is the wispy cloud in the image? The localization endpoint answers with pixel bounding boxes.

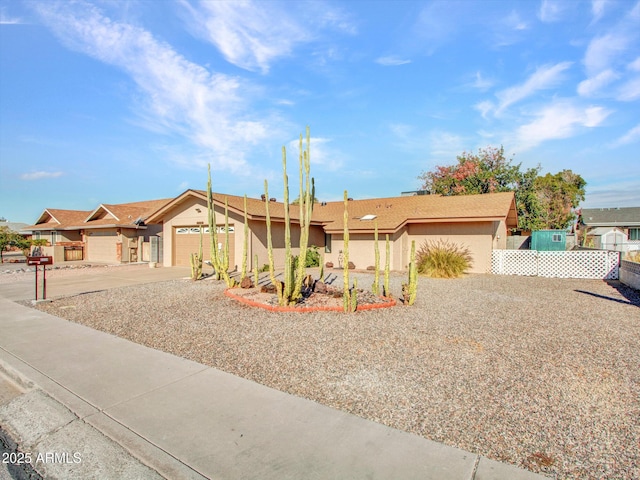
[285,136,344,172]
[20,171,64,181]
[612,123,640,146]
[577,69,619,97]
[617,76,640,100]
[0,7,23,24]
[375,56,411,66]
[591,0,608,23]
[538,0,566,22]
[180,0,355,74]
[33,0,275,173]
[513,100,610,150]
[493,62,573,115]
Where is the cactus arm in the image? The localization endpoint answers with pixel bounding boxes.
[384,234,390,297]
[343,190,350,312]
[372,219,380,295]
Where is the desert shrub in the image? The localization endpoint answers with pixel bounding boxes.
[416,239,472,278]
[292,245,321,269]
[625,250,640,263]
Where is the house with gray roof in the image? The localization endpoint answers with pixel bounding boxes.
[579,207,640,241]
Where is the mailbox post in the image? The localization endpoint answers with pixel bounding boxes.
[27,256,53,300]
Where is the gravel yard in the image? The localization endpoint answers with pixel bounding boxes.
[29,270,640,479]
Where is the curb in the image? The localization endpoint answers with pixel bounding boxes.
[224,288,397,312]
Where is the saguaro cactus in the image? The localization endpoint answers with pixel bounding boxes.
[253,254,259,286]
[384,234,390,297]
[241,194,248,280]
[190,228,203,280]
[343,190,350,313]
[292,128,315,302]
[264,179,282,300]
[207,164,235,287]
[372,219,380,295]
[403,240,418,306]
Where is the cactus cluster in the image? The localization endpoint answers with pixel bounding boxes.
[264,127,316,306]
[372,219,380,295]
[207,165,235,288]
[189,228,203,281]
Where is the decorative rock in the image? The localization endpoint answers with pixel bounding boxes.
[260,284,277,294]
[325,262,333,268]
[314,281,327,294]
[366,265,375,271]
[240,276,253,289]
[348,262,356,270]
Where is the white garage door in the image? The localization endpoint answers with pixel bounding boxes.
[173,226,235,267]
[86,230,118,263]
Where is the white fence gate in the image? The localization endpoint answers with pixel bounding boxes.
[491,250,620,279]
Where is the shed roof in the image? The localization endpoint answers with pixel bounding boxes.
[581,207,640,227]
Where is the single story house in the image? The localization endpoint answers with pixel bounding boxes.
[145,190,518,274]
[579,207,640,241]
[586,227,633,252]
[27,199,171,264]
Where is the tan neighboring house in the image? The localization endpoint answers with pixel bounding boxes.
[145,190,518,274]
[27,199,171,264]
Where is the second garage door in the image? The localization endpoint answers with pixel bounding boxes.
[173,226,235,268]
[86,229,118,263]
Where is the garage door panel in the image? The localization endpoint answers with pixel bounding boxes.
[173,227,235,267]
[87,230,118,263]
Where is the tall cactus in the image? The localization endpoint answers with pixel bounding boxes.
[220,198,235,288]
[241,194,248,280]
[372,219,380,295]
[292,127,314,303]
[343,190,350,313]
[264,179,282,300]
[207,164,221,281]
[253,254,259,286]
[190,228,203,280]
[403,240,418,306]
[384,234,390,297]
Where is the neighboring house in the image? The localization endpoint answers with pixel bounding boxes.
[580,207,640,241]
[145,190,518,274]
[0,221,32,239]
[27,199,171,264]
[586,227,632,252]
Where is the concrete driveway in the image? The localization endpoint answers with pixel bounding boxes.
[0,264,192,302]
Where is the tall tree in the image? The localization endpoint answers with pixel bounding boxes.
[417,146,585,231]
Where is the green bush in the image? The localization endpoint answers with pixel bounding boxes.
[292,245,321,269]
[416,239,472,278]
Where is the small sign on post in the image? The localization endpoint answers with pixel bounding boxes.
[27,256,53,301]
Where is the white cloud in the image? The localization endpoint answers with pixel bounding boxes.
[285,136,344,172]
[583,33,631,75]
[591,0,608,23]
[33,1,275,173]
[577,69,619,96]
[617,76,640,100]
[180,0,355,74]
[474,100,494,119]
[514,100,610,150]
[472,72,493,91]
[612,123,640,146]
[375,56,411,66]
[0,7,22,24]
[494,62,573,115]
[538,0,566,22]
[628,57,640,71]
[20,171,64,181]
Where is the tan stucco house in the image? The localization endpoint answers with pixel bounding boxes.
[27,199,171,264]
[145,190,518,274]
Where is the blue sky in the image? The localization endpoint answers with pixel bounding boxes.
[1,0,639,223]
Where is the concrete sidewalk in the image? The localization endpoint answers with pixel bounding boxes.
[0,272,547,479]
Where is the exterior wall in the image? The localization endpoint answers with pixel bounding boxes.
[407,222,495,273]
[249,221,325,270]
[325,230,404,271]
[620,260,640,290]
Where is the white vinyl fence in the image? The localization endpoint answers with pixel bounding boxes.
[491,250,620,279]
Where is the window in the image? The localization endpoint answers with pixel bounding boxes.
[176,228,190,234]
[325,233,332,253]
[51,231,58,246]
[552,234,562,242]
[630,228,640,241]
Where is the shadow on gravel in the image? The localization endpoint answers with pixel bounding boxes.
[575,280,640,307]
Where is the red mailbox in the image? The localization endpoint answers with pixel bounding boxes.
[27,256,53,266]
[27,256,53,300]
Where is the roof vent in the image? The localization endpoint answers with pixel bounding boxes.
[270,197,276,202]
[261,194,266,201]
[321,202,327,206]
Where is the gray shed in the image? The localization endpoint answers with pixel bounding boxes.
[587,227,627,251]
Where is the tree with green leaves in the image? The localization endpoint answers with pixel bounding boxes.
[0,226,28,263]
[417,146,586,231]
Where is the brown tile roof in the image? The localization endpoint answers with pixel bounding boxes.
[316,191,518,233]
[146,190,517,233]
[28,199,173,231]
[28,209,92,230]
[85,199,174,227]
